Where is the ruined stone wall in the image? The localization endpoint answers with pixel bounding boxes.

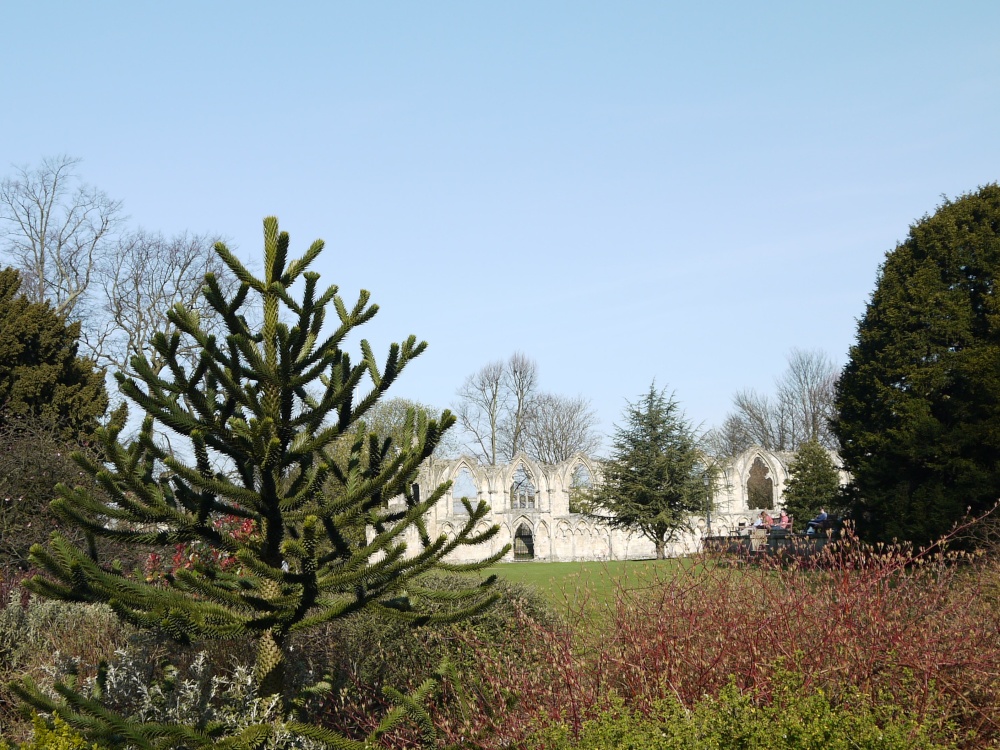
[401,447,845,562]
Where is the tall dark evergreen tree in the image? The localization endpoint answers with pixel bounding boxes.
[0,267,107,439]
[0,270,109,567]
[834,184,1000,545]
[780,439,841,525]
[16,218,503,748]
[592,384,713,559]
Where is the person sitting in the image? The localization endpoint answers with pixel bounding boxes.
[754,511,773,530]
[806,507,828,532]
[778,510,790,530]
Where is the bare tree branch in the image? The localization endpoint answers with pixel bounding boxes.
[0,156,124,318]
[455,354,601,465]
[455,359,506,464]
[497,351,538,459]
[85,229,240,376]
[709,348,838,456]
[779,347,838,448]
[523,392,601,464]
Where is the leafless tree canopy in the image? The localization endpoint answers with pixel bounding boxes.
[455,358,507,465]
[497,351,538,459]
[86,229,240,375]
[454,353,601,464]
[0,157,243,381]
[779,347,839,446]
[707,348,838,456]
[523,393,601,464]
[0,155,123,318]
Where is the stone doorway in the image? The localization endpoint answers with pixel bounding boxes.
[513,524,534,560]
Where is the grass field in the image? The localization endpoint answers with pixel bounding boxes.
[480,558,685,616]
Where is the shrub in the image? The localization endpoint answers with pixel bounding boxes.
[530,673,956,750]
[451,525,1000,748]
[1,572,554,748]
[0,713,105,750]
[0,597,132,744]
[298,572,558,747]
[75,650,324,749]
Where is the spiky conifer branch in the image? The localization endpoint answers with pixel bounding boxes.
[17,216,506,746]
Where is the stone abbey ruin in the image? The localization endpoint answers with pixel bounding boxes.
[393,447,848,562]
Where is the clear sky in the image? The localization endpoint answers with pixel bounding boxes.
[4,2,999,446]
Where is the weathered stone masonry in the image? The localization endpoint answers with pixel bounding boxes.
[396,448,848,562]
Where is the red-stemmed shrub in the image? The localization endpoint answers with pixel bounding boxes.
[441,517,1000,749]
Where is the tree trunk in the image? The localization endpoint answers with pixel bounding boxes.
[655,538,665,559]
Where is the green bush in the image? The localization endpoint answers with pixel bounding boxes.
[70,650,325,749]
[292,572,557,742]
[0,600,317,747]
[0,596,133,743]
[0,597,128,674]
[530,674,958,750]
[1,573,553,748]
[0,713,104,749]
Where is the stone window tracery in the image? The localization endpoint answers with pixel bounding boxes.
[452,466,477,515]
[569,463,591,514]
[510,464,536,509]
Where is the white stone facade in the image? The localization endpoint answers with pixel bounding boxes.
[402,447,848,562]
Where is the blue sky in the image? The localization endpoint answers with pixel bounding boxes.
[4,2,1000,445]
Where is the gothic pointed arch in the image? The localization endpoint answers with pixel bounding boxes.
[535,519,551,559]
[746,454,776,510]
[513,522,535,560]
[508,460,538,510]
[450,462,480,515]
[494,521,512,558]
[568,460,594,514]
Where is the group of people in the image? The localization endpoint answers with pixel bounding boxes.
[752,507,829,533]
[753,510,791,530]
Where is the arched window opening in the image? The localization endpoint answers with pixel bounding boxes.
[747,457,774,510]
[513,524,534,560]
[510,464,536,510]
[452,466,477,515]
[569,463,592,514]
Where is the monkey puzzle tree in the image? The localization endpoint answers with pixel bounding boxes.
[15,218,503,748]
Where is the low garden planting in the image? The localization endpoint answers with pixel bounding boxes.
[4,518,1000,748]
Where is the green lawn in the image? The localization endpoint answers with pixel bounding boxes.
[480,558,685,617]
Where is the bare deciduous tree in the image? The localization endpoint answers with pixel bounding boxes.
[455,353,601,465]
[455,358,511,465]
[0,156,123,318]
[86,229,240,375]
[523,392,601,464]
[729,387,795,450]
[704,412,753,458]
[708,348,838,456]
[1,158,248,385]
[779,347,838,447]
[497,351,538,459]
